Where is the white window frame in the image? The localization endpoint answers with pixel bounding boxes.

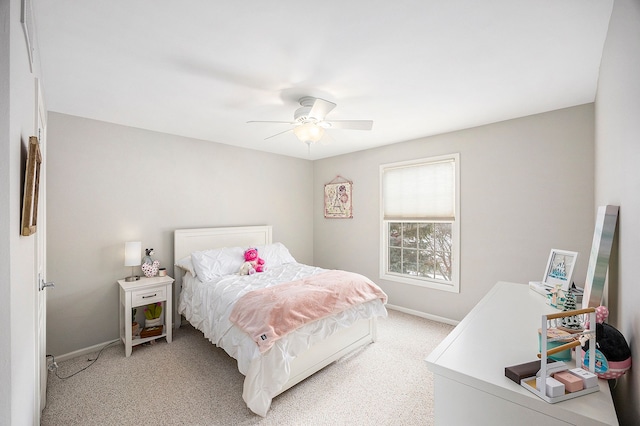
[379,153,460,293]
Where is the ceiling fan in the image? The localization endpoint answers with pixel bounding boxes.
[247,96,373,145]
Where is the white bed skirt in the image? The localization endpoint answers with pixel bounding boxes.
[178,270,387,416]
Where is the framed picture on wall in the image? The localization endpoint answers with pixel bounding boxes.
[21,136,42,236]
[324,177,353,219]
[543,249,578,291]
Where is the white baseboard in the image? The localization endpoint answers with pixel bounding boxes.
[385,304,460,326]
[54,339,121,363]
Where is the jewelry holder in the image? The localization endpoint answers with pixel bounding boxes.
[521,307,599,403]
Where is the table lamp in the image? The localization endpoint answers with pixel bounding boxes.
[124,241,141,282]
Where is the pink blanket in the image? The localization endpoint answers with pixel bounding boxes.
[229,270,387,353]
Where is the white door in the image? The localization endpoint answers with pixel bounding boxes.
[34,79,50,419]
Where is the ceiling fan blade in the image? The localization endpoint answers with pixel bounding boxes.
[264,128,294,140]
[325,120,373,131]
[247,120,296,124]
[309,98,336,121]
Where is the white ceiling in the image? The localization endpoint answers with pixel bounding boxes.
[33,1,613,160]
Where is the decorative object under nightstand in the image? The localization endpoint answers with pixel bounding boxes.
[118,275,174,357]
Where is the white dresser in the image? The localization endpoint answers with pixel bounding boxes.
[425,281,618,425]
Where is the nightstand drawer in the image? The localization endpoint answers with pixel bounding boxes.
[132,286,166,306]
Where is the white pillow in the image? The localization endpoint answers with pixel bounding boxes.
[191,246,245,282]
[256,242,296,267]
[175,255,196,276]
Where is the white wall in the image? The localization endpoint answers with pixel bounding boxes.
[2,0,44,424]
[46,113,314,356]
[314,105,595,322]
[594,0,640,422]
[47,107,597,351]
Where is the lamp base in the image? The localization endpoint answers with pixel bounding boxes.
[124,275,140,282]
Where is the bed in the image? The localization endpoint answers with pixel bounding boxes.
[173,225,388,416]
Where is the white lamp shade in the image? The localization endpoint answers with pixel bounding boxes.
[293,122,325,143]
[124,241,142,266]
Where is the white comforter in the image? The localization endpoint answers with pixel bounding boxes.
[178,263,387,416]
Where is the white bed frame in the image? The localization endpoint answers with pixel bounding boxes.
[173,225,378,397]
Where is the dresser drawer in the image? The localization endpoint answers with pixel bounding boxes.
[132,286,166,306]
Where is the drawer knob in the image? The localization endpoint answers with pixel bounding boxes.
[142,293,157,299]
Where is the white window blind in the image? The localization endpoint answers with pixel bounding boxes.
[382,159,455,220]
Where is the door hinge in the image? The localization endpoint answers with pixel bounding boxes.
[39,279,55,291]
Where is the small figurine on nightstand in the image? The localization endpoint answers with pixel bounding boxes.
[141,248,160,277]
[142,248,154,264]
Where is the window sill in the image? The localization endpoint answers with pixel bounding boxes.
[380,273,459,293]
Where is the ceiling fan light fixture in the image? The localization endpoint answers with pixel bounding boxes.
[293,122,325,144]
[249,96,372,144]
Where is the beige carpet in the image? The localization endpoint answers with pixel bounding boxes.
[41,309,453,426]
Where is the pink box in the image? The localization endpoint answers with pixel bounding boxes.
[553,371,584,393]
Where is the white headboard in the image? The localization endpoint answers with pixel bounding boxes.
[172,225,272,328]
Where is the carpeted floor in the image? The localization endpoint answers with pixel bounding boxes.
[41,309,454,426]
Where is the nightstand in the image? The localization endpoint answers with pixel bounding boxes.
[118,275,174,357]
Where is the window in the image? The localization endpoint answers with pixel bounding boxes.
[380,154,460,292]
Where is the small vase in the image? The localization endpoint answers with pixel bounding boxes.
[145,317,162,327]
[141,260,160,278]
